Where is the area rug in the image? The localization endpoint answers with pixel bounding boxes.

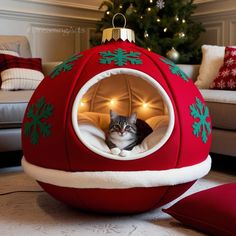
[0,166,235,236]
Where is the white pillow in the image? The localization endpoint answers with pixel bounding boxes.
[1,68,44,90]
[195,45,225,89]
[0,50,19,57]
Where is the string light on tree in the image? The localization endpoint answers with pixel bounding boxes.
[156,0,165,9]
[92,0,205,64]
[178,32,186,38]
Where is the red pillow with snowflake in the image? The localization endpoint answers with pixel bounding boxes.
[210,46,236,90]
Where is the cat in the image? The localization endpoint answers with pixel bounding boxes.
[105,110,153,157]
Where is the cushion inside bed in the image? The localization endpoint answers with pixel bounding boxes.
[78,112,169,155]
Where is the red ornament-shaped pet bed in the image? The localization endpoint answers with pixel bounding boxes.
[22,20,212,214]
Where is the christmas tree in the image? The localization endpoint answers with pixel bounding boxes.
[91,0,204,64]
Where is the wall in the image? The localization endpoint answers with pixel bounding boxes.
[0,0,103,62]
[1,0,235,62]
[193,0,236,46]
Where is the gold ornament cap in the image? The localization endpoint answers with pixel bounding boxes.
[102,13,135,43]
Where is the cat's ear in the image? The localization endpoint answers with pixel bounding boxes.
[110,110,118,120]
[129,112,137,124]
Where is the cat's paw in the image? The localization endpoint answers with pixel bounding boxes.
[111,147,121,155]
[120,150,131,157]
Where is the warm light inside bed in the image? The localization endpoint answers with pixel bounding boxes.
[77,73,169,120]
[72,68,175,160]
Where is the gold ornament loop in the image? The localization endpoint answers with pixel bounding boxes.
[102,13,135,43]
[112,13,127,28]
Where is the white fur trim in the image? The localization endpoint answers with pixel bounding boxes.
[72,68,175,161]
[22,155,211,189]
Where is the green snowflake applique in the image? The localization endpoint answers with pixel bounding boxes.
[99,48,142,66]
[160,57,189,82]
[190,97,211,143]
[50,54,82,79]
[24,97,53,144]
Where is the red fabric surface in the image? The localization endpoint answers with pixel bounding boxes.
[211,47,236,90]
[22,41,211,213]
[39,181,194,214]
[163,183,236,236]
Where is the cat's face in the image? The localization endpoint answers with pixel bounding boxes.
[109,110,137,141]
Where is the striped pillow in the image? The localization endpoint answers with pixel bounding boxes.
[0,54,44,90]
[0,50,19,57]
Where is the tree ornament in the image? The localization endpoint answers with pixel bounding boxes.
[166,47,180,63]
[156,0,165,9]
[144,30,149,38]
[22,13,211,215]
[126,3,135,15]
[102,13,135,43]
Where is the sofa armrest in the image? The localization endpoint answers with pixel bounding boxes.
[42,61,62,76]
[177,64,200,82]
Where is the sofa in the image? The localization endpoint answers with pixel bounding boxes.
[0,36,235,157]
[0,35,59,152]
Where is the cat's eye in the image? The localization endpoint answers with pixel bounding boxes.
[114,125,120,129]
[125,125,131,130]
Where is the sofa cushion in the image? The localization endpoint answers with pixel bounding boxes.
[200,89,236,130]
[0,54,44,90]
[195,45,225,89]
[0,90,34,128]
[210,46,236,90]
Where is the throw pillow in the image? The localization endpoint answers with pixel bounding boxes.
[0,54,44,90]
[210,47,236,90]
[0,50,19,57]
[195,45,225,89]
[163,183,236,236]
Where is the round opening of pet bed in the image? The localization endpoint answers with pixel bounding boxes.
[72,68,175,161]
